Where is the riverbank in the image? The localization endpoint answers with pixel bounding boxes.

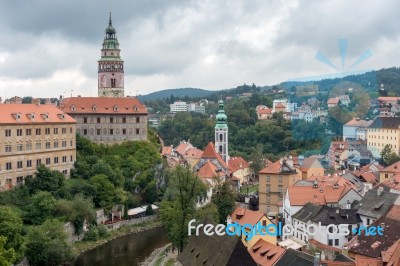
[73,220,163,256]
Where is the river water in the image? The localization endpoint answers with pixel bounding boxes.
[73,227,169,266]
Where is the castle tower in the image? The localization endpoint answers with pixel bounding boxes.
[98,12,124,98]
[215,99,229,164]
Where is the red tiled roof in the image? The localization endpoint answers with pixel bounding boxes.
[355,256,383,266]
[378,96,400,103]
[257,107,272,114]
[161,146,173,156]
[327,97,340,104]
[60,97,147,114]
[287,185,351,206]
[381,160,400,173]
[175,142,193,156]
[228,157,250,172]
[230,207,265,226]
[197,160,224,179]
[201,142,229,169]
[249,239,285,266]
[299,157,323,173]
[382,239,400,265]
[344,118,373,127]
[0,104,76,124]
[182,148,203,159]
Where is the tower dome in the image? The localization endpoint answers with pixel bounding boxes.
[215,100,228,128]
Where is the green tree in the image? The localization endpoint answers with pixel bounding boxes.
[212,182,236,224]
[249,144,265,177]
[145,204,154,215]
[90,174,116,207]
[25,165,65,195]
[25,191,56,225]
[159,166,207,252]
[195,203,219,223]
[0,207,23,261]
[55,195,95,234]
[25,219,75,266]
[0,236,16,266]
[381,144,400,166]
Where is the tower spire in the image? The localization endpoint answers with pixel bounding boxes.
[109,11,112,26]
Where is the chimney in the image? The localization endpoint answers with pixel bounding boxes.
[377,186,384,196]
[32,98,40,106]
[336,208,340,214]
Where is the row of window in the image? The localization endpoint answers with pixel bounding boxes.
[369,129,397,133]
[265,175,283,183]
[4,140,73,153]
[79,128,140,135]
[1,170,69,187]
[368,135,397,140]
[83,117,141,124]
[368,142,397,148]
[2,156,73,170]
[4,127,73,137]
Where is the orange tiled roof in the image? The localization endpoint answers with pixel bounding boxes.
[230,207,265,226]
[182,148,203,159]
[378,96,400,103]
[360,171,379,185]
[382,239,400,265]
[60,97,147,114]
[299,157,323,173]
[249,239,285,266]
[201,142,229,169]
[175,142,193,156]
[0,104,76,124]
[197,160,224,179]
[257,107,272,114]
[344,118,373,127]
[327,97,340,104]
[275,103,286,108]
[161,146,173,156]
[228,157,250,172]
[355,256,383,266]
[381,160,400,173]
[287,184,351,206]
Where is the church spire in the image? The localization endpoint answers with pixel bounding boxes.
[215,99,229,164]
[109,11,112,27]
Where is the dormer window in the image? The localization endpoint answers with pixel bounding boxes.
[92,105,97,111]
[134,105,139,112]
[71,105,76,111]
[12,112,22,121]
[57,113,65,120]
[113,105,119,112]
[41,113,49,120]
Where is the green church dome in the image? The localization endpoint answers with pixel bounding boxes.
[215,100,228,129]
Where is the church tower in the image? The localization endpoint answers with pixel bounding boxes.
[98,12,124,98]
[215,99,229,164]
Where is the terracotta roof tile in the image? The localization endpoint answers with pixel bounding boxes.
[288,184,351,206]
[230,207,265,226]
[249,239,286,266]
[201,142,229,169]
[0,104,76,124]
[175,142,193,156]
[228,157,250,172]
[161,146,173,156]
[182,148,203,159]
[382,160,400,173]
[60,97,147,114]
[197,160,224,179]
[327,97,340,104]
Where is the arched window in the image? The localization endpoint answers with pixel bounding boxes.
[219,134,223,141]
[219,145,223,153]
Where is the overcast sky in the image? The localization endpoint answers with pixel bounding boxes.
[0,0,399,98]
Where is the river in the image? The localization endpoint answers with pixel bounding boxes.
[73,227,169,266]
